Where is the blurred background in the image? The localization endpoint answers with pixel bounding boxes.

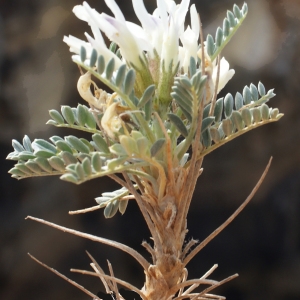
[0,0,300,299]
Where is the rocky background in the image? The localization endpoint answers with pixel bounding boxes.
[1,0,300,299]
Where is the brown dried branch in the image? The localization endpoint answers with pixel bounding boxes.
[107,260,120,300]
[70,268,147,300]
[28,253,101,300]
[25,216,150,271]
[183,157,272,267]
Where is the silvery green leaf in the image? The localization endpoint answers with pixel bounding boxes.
[12,139,25,152]
[243,86,252,104]
[144,98,153,121]
[61,106,75,125]
[110,143,127,156]
[25,161,42,174]
[91,153,102,172]
[104,200,119,218]
[202,129,211,148]
[189,56,197,77]
[32,139,57,153]
[97,55,105,74]
[179,77,192,89]
[48,156,65,172]
[109,41,117,53]
[210,127,221,143]
[227,10,236,27]
[201,117,215,133]
[214,98,224,122]
[35,157,52,172]
[15,163,32,175]
[203,103,211,119]
[119,199,129,215]
[266,89,276,99]
[46,120,57,126]
[80,46,86,62]
[223,18,230,37]
[66,136,90,154]
[85,110,96,129]
[231,111,244,131]
[260,104,270,121]
[123,69,135,95]
[258,81,266,96]
[89,49,98,67]
[61,151,78,165]
[119,136,139,156]
[233,4,242,19]
[242,3,248,15]
[75,163,85,180]
[77,104,87,127]
[250,83,259,101]
[206,34,215,57]
[115,64,127,87]
[131,130,144,140]
[105,58,115,80]
[34,149,56,159]
[241,108,252,126]
[107,156,128,169]
[173,86,193,103]
[252,108,262,123]
[60,173,78,184]
[49,110,64,124]
[168,113,188,137]
[136,137,149,157]
[18,152,36,160]
[215,27,224,47]
[235,92,243,110]
[150,138,165,157]
[224,93,234,118]
[82,157,92,176]
[270,108,279,119]
[49,136,63,143]
[222,118,233,137]
[80,138,94,152]
[92,133,109,153]
[138,84,155,108]
[218,125,225,139]
[9,168,26,177]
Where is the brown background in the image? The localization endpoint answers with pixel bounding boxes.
[1,0,300,299]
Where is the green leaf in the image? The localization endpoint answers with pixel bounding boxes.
[110,143,127,156]
[206,34,215,57]
[115,64,127,87]
[35,157,52,172]
[168,113,188,137]
[105,58,115,80]
[119,136,139,156]
[25,161,42,174]
[104,200,119,218]
[60,173,78,184]
[223,18,230,37]
[201,117,215,133]
[222,119,233,137]
[80,46,86,62]
[252,108,262,123]
[66,136,90,154]
[91,153,102,172]
[241,108,252,126]
[138,84,155,108]
[15,163,32,175]
[215,27,223,47]
[250,83,259,101]
[227,10,236,27]
[123,69,135,95]
[224,93,234,118]
[243,86,252,104]
[258,81,266,96]
[89,48,98,67]
[214,98,223,122]
[49,110,64,124]
[107,156,128,170]
[97,55,105,74]
[235,92,243,110]
[77,104,87,127]
[48,157,65,172]
[61,151,78,165]
[32,139,57,153]
[12,139,25,152]
[18,152,36,160]
[61,106,75,125]
[34,150,56,159]
[231,111,244,131]
[55,140,73,154]
[119,199,129,215]
[75,163,85,180]
[189,56,197,77]
[261,104,270,121]
[92,133,110,153]
[210,127,221,143]
[82,157,92,176]
[136,137,149,157]
[233,4,242,19]
[150,138,165,157]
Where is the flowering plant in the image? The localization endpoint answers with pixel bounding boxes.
[7,0,283,299]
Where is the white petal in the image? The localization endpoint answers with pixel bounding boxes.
[104,0,125,22]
